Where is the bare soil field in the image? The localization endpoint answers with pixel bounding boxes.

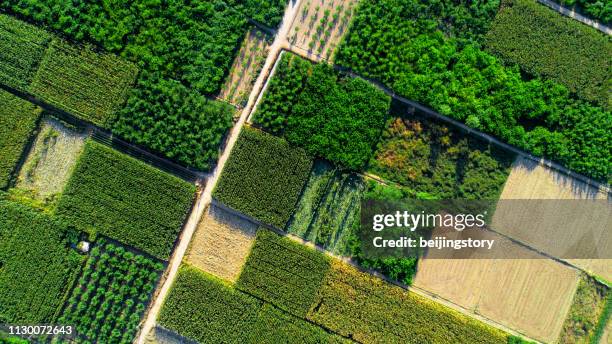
[185,204,258,282]
[287,0,359,61]
[414,230,580,343]
[493,156,611,281]
[219,28,271,108]
[16,118,86,205]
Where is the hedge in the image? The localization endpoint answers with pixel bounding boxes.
[0,90,42,189]
[213,126,313,228]
[56,140,195,259]
[254,53,391,170]
[0,199,83,324]
[307,260,509,344]
[0,14,51,91]
[486,0,612,109]
[236,230,331,317]
[335,0,611,182]
[159,265,348,343]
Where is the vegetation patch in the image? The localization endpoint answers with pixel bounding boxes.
[369,115,515,199]
[229,0,288,28]
[29,39,137,128]
[0,90,42,189]
[16,118,86,207]
[0,14,52,91]
[308,260,509,344]
[236,230,331,317]
[213,126,313,228]
[559,275,611,343]
[56,140,196,260]
[159,265,347,343]
[335,0,612,182]
[0,199,83,324]
[554,0,611,24]
[486,0,612,109]
[58,240,163,343]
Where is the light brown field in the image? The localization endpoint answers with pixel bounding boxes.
[287,0,359,61]
[414,255,580,343]
[219,28,270,108]
[493,156,611,281]
[185,204,258,282]
[16,118,85,204]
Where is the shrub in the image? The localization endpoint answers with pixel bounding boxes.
[29,39,138,127]
[236,230,331,317]
[56,140,195,259]
[308,260,509,344]
[58,241,163,343]
[213,126,313,228]
[0,90,42,189]
[486,0,612,109]
[0,199,83,324]
[254,53,391,170]
[112,72,234,170]
[0,14,51,91]
[335,0,611,182]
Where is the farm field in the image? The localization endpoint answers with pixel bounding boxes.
[16,118,86,207]
[414,254,580,342]
[219,28,271,108]
[55,140,196,260]
[213,126,313,228]
[494,156,611,281]
[58,240,164,343]
[0,90,42,189]
[186,205,258,282]
[145,326,196,344]
[0,199,83,324]
[288,0,358,60]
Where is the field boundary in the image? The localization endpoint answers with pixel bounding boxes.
[536,0,612,35]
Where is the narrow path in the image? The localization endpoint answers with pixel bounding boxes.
[537,0,612,35]
[135,1,303,342]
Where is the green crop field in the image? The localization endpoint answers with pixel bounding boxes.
[236,230,331,317]
[159,265,348,344]
[0,198,83,324]
[0,14,52,91]
[56,140,196,260]
[253,53,391,170]
[29,39,138,128]
[58,241,163,343]
[486,0,612,109]
[335,0,612,182]
[0,90,42,189]
[213,126,313,228]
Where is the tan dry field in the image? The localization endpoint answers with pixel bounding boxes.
[16,118,86,203]
[493,156,611,282]
[219,28,270,108]
[414,227,580,343]
[185,204,258,282]
[287,0,358,61]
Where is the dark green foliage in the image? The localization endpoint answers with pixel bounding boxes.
[56,140,195,260]
[213,126,313,228]
[0,332,29,344]
[335,0,611,182]
[254,53,391,170]
[229,0,288,27]
[557,0,612,24]
[159,265,349,344]
[0,90,42,189]
[486,0,612,109]
[507,336,536,344]
[252,53,312,134]
[58,241,163,343]
[236,230,331,317]
[0,14,51,91]
[30,39,138,128]
[369,116,514,199]
[0,199,83,324]
[112,72,234,170]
